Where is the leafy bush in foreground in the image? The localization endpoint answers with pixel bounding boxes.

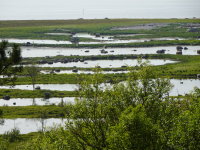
[11,60,200,149]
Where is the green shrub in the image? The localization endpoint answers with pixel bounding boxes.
[2,127,20,142]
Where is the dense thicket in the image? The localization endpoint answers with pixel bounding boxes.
[5,60,198,150]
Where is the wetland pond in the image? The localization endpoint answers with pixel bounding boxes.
[0,97,75,106]
[1,37,190,45]
[1,79,199,134]
[19,46,200,57]
[26,59,178,68]
[0,118,68,134]
[0,79,199,96]
[40,70,129,74]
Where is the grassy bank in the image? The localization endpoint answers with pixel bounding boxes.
[15,54,200,84]
[0,132,39,150]
[0,19,199,42]
[0,89,78,98]
[12,39,199,48]
[0,105,71,118]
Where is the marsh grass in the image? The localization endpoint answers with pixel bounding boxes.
[0,19,200,41]
[10,39,198,48]
[0,89,77,98]
[0,105,70,118]
[2,54,197,84]
[0,132,39,150]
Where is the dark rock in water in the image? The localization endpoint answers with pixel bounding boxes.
[184,47,188,50]
[35,86,41,90]
[13,102,16,105]
[44,93,50,99]
[177,49,182,52]
[176,46,183,50]
[48,61,53,64]
[100,49,108,53]
[156,49,166,53]
[55,69,60,72]
[4,95,10,100]
[64,60,68,63]
[121,65,127,68]
[112,69,118,72]
[197,74,200,78]
[85,50,89,52]
[197,50,200,54]
[72,69,78,72]
[95,33,100,37]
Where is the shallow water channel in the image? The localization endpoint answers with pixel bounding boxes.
[19,46,200,58]
[0,79,199,96]
[45,33,114,41]
[0,97,75,106]
[40,70,129,74]
[0,118,68,134]
[1,37,190,45]
[28,59,177,68]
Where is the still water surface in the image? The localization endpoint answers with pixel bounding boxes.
[19,46,200,57]
[0,79,199,96]
[0,97,75,106]
[32,59,178,68]
[1,38,188,45]
[0,118,68,134]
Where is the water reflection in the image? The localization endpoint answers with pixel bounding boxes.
[0,79,199,96]
[0,118,68,134]
[19,46,200,58]
[0,97,75,106]
[0,84,77,91]
[29,59,178,68]
[45,33,114,41]
[40,70,129,74]
[1,38,192,45]
[170,79,200,96]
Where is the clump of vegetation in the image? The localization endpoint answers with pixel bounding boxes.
[0,40,23,86]
[2,128,20,143]
[10,61,200,149]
